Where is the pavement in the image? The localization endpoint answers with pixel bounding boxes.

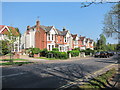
[20,55,94,63]
[1,55,119,89]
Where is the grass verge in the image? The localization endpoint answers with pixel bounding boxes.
[0,59,28,61]
[79,68,116,89]
[0,62,33,66]
[36,57,62,60]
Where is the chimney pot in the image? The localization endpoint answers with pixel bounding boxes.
[27,26,30,30]
[63,27,66,31]
[36,20,40,26]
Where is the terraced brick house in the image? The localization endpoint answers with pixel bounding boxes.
[89,39,94,50]
[79,36,94,50]
[71,34,79,49]
[55,27,73,52]
[0,25,20,52]
[20,20,94,52]
[21,20,73,52]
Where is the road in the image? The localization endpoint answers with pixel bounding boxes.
[1,56,117,89]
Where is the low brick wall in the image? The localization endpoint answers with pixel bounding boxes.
[0,54,20,59]
[0,56,10,59]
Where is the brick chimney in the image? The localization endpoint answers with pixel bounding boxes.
[26,26,30,34]
[36,20,40,31]
[63,27,66,31]
[36,20,40,27]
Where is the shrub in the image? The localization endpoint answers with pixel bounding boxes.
[60,52,68,59]
[80,48,94,55]
[52,48,59,51]
[33,48,41,54]
[46,51,68,59]
[1,40,10,55]
[72,48,80,51]
[67,50,80,57]
[41,48,48,57]
[28,48,41,57]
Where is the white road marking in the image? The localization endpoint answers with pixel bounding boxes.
[54,67,59,69]
[47,68,52,70]
[1,72,27,78]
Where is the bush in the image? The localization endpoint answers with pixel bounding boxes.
[72,48,80,51]
[41,48,48,57]
[28,48,41,57]
[52,48,59,51]
[80,48,94,55]
[33,48,41,54]
[1,40,10,55]
[46,51,68,59]
[67,50,80,57]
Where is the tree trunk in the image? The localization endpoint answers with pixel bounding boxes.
[9,43,13,64]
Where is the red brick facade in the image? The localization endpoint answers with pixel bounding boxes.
[35,21,47,50]
[23,20,94,51]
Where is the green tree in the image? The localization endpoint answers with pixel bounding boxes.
[96,34,107,51]
[106,43,115,51]
[0,40,9,55]
[5,27,20,63]
[15,28,21,37]
[99,34,106,50]
[96,39,101,50]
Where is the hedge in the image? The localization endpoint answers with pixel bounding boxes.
[52,48,59,51]
[33,48,41,54]
[67,50,80,57]
[80,48,94,55]
[28,48,41,54]
[41,48,48,57]
[46,51,68,59]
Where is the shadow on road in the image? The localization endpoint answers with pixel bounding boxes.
[2,54,119,89]
[2,63,101,88]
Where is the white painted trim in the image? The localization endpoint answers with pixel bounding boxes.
[52,26,58,34]
[0,25,10,33]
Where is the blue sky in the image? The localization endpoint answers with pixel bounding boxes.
[2,2,118,44]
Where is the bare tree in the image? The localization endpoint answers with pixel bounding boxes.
[103,4,120,38]
[80,0,118,8]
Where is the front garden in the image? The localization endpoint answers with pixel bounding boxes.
[27,48,95,60]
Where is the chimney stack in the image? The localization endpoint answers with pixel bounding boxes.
[27,26,30,30]
[26,26,30,34]
[36,20,40,27]
[63,27,66,31]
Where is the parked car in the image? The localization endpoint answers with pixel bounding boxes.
[100,51,110,58]
[117,52,120,55]
[94,51,110,58]
[107,51,114,56]
[94,52,100,58]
